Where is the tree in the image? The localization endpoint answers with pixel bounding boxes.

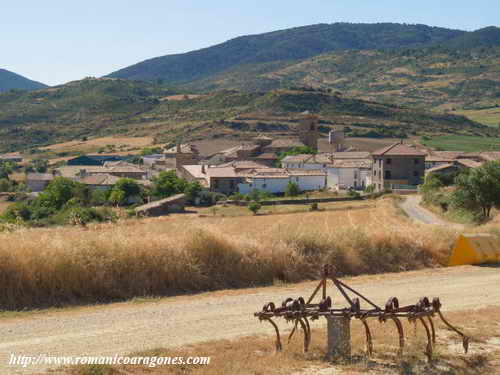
[285,182,300,197]
[140,147,162,156]
[248,202,262,215]
[452,161,500,219]
[0,162,13,179]
[151,170,187,199]
[184,181,202,204]
[110,178,141,205]
[0,178,13,192]
[39,177,80,210]
[108,189,125,207]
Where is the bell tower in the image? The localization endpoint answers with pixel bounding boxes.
[298,112,319,152]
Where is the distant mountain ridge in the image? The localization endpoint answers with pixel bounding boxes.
[108,23,468,84]
[0,69,47,92]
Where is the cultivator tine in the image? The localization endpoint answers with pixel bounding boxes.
[391,317,405,356]
[303,317,312,349]
[433,297,470,353]
[298,318,310,352]
[427,316,436,344]
[288,319,299,343]
[418,317,433,362]
[263,318,282,352]
[436,309,470,353]
[254,265,471,361]
[361,318,374,356]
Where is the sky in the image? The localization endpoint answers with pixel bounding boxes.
[2,0,499,86]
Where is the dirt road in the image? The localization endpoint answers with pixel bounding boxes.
[399,195,462,227]
[1,266,499,374]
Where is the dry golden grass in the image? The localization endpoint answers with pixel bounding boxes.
[38,136,157,155]
[59,307,500,375]
[0,198,460,311]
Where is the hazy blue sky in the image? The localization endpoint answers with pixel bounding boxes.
[3,1,498,86]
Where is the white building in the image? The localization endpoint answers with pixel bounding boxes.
[239,169,326,195]
[282,152,372,189]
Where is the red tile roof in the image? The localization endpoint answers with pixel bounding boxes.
[372,143,426,157]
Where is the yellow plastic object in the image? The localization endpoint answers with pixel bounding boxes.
[448,234,500,266]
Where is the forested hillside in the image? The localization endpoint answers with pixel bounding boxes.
[108,23,465,83]
[0,69,47,93]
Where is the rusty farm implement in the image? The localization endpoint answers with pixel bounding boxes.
[254,265,470,361]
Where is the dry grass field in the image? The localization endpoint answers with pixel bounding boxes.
[38,136,159,156]
[60,306,500,375]
[0,198,462,310]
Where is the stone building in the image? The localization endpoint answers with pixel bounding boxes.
[371,143,426,191]
[298,112,320,152]
[135,194,186,217]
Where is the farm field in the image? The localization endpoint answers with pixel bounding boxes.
[454,107,500,127]
[195,200,372,217]
[421,134,500,152]
[37,136,159,157]
[0,197,462,310]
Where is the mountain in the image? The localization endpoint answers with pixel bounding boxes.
[108,23,465,83]
[0,69,47,93]
[439,26,500,49]
[0,78,491,153]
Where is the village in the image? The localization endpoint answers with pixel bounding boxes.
[0,112,494,218]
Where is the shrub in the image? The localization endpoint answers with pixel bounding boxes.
[310,202,319,211]
[229,192,244,201]
[364,184,375,194]
[347,189,361,199]
[248,202,262,215]
[285,182,300,197]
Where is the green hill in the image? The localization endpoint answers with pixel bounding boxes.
[0,69,47,93]
[107,23,465,83]
[0,78,493,153]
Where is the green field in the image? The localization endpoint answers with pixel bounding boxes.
[456,107,500,127]
[422,135,500,152]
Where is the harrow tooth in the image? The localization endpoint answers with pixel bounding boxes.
[418,317,433,362]
[298,318,310,352]
[361,318,374,356]
[265,318,282,352]
[390,316,405,357]
[436,310,470,354]
[303,316,312,344]
[288,319,299,343]
[427,316,436,344]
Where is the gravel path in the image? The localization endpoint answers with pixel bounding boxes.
[1,266,499,374]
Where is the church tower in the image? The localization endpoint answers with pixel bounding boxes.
[298,112,320,152]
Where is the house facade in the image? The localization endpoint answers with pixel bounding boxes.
[371,143,426,191]
[282,152,372,189]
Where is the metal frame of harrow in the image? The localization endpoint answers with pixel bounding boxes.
[254,265,469,361]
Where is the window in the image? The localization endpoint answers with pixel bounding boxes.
[387,158,392,165]
[374,170,377,176]
[385,170,392,179]
[213,180,219,189]
[413,171,419,177]
[262,184,267,188]
[414,159,419,164]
